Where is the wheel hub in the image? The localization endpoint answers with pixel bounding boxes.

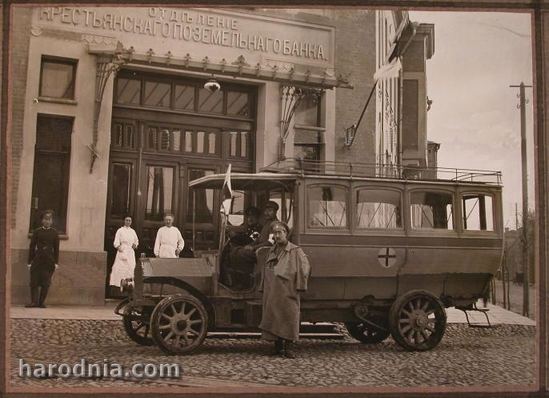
[176,320,188,331]
[410,310,429,330]
[170,312,192,335]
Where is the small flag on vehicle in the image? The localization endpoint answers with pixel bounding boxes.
[221,164,233,214]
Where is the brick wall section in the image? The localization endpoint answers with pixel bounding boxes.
[333,10,377,166]
[252,9,378,168]
[10,7,32,228]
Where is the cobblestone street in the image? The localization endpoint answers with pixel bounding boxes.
[9,318,535,389]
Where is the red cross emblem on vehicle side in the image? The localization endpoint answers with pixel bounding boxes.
[377,247,397,268]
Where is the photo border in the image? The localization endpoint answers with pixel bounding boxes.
[1,1,547,397]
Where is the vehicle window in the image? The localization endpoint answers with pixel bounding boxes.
[410,191,454,230]
[462,194,494,231]
[356,189,402,229]
[308,186,348,228]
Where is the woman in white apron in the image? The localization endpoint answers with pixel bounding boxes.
[109,216,139,287]
[154,214,184,258]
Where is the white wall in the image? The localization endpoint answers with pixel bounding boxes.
[13,32,112,253]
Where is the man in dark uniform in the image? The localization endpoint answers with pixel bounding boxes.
[223,202,279,289]
[26,210,59,308]
[225,206,263,289]
[252,201,280,250]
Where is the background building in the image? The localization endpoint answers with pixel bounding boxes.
[9,7,434,304]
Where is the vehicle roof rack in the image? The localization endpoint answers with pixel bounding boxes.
[260,159,502,185]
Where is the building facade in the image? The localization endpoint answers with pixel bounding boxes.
[9,6,434,304]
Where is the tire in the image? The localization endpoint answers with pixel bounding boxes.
[388,290,447,351]
[150,294,209,355]
[123,304,155,346]
[345,316,390,344]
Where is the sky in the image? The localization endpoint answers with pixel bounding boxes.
[408,11,535,229]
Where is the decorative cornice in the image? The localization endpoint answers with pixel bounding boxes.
[87,45,352,89]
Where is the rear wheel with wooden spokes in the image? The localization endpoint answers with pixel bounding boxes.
[389,290,447,351]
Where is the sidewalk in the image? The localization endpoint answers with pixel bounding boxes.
[10,300,535,326]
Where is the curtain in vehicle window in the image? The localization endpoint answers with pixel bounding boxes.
[356,189,402,229]
[410,191,454,230]
[308,186,347,228]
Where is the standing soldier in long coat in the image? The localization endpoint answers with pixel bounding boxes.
[259,221,311,358]
[26,210,60,308]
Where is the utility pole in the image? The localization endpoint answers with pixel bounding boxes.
[510,82,532,317]
[515,203,519,230]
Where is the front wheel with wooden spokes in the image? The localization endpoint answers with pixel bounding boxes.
[150,294,209,355]
[389,290,447,351]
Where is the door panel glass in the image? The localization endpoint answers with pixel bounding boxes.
[147,127,158,150]
[240,132,248,157]
[115,77,141,105]
[187,169,214,223]
[227,91,249,117]
[143,81,171,108]
[30,115,73,233]
[198,87,223,113]
[196,131,205,153]
[229,132,238,156]
[185,131,193,152]
[145,166,174,221]
[174,84,195,110]
[110,163,132,218]
[208,133,216,154]
[173,130,181,151]
[160,129,171,150]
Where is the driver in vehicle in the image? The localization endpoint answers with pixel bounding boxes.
[228,206,262,244]
[223,201,279,289]
[252,200,280,250]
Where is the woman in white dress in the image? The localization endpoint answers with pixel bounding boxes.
[109,216,139,287]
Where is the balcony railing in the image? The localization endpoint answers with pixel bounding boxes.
[260,158,502,185]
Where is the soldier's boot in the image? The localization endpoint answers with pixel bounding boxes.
[272,338,284,356]
[282,340,296,359]
[25,287,39,308]
[38,285,50,308]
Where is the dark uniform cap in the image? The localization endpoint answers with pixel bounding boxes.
[264,200,279,211]
[244,206,261,217]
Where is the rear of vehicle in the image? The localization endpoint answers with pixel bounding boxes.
[288,161,503,350]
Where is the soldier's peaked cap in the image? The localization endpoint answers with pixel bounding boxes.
[264,201,279,211]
